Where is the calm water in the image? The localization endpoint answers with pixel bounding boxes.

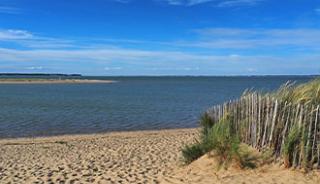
[0,76,315,138]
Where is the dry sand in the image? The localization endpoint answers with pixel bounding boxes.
[0,129,197,184]
[160,154,320,184]
[0,128,319,184]
[0,79,116,84]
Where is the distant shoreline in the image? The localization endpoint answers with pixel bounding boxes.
[0,73,82,77]
[0,79,116,84]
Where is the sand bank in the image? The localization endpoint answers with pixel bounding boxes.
[0,79,116,84]
[0,128,319,184]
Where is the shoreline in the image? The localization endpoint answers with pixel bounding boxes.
[0,79,116,84]
[0,128,198,144]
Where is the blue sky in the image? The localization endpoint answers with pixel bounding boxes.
[0,0,320,75]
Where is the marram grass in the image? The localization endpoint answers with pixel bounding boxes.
[272,78,320,106]
[183,78,320,170]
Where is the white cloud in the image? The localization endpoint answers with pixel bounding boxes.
[0,47,319,75]
[0,47,318,65]
[229,54,240,58]
[186,28,320,49]
[246,68,257,72]
[160,0,215,6]
[66,28,320,51]
[2,28,320,52]
[0,29,33,40]
[25,66,43,70]
[112,0,131,3]
[0,6,20,14]
[0,47,225,63]
[159,0,263,6]
[104,67,122,70]
[217,0,263,7]
[184,0,214,6]
[182,67,200,70]
[0,29,76,49]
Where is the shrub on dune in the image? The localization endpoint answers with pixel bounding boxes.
[206,114,241,168]
[183,78,320,170]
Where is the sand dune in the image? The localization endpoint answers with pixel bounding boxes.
[0,128,319,184]
[160,154,320,184]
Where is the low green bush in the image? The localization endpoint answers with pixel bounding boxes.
[182,114,247,169]
[182,143,205,164]
[206,114,241,169]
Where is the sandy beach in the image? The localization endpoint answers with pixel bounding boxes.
[0,129,198,184]
[0,128,319,184]
[0,79,116,84]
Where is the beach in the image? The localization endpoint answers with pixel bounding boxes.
[0,128,319,184]
[0,129,198,184]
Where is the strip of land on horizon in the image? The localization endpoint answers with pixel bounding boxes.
[0,79,116,84]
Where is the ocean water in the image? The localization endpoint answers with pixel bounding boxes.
[0,76,315,138]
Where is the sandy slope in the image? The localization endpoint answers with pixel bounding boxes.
[160,153,320,184]
[1,128,319,184]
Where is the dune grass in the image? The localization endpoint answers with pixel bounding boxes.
[182,113,258,169]
[182,78,320,170]
[274,78,320,106]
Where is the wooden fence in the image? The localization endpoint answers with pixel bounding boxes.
[206,93,320,168]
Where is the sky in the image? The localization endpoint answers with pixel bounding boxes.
[0,0,320,76]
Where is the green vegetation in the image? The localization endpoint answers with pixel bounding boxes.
[205,114,241,169]
[182,78,320,171]
[182,113,258,169]
[181,113,213,164]
[182,143,206,164]
[283,124,300,168]
[273,78,320,106]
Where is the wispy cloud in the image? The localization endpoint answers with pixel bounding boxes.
[0,29,75,49]
[217,0,263,7]
[158,0,263,7]
[0,47,223,63]
[315,8,320,14]
[25,66,43,70]
[0,6,20,14]
[2,28,320,51]
[187,28,320,49]
[0,28,319,75]
[0,47,319,75]
[0,29,33,40]
[104,67,122,71]
[159,0,215,6]
[112,0,131,3]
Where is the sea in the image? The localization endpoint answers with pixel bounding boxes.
[0,76,316,138]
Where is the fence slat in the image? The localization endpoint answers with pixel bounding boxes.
[207,93,319,169]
